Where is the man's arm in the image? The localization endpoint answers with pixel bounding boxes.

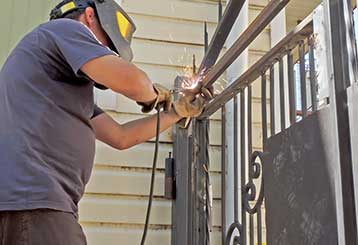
[81,55,157,103]
[91,109,182,150]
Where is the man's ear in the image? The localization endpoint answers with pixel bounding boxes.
[84,7,96,27]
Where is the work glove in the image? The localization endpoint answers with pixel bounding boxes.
[137,83,173,113]
[173,94,207,118]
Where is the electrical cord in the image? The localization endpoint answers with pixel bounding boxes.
[140,107,161,245]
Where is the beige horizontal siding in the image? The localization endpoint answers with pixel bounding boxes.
[0,0,271,244]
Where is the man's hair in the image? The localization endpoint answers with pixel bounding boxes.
[63,9,86,20]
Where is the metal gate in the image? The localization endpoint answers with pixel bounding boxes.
[171,0,358,244]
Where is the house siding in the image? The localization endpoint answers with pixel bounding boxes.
[0,0,271,244]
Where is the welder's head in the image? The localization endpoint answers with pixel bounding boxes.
[50,0,136,62]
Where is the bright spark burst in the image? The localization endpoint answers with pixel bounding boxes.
[181,67,207,91]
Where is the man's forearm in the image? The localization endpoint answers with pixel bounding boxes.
[118,109,181,149]
[92,109,182,150]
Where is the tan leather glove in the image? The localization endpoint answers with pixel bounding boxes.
[173,94,207,118]
[137,83,173,113]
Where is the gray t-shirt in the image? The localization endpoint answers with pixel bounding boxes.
[0,19,115,217]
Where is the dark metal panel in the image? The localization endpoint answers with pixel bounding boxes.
[200,15,314,119]
[263,107,338,245]
[199,0,246,72]
[279,58,286,131]
[287,51,297,125]
[299,41,307,118]
[200,0,292,89]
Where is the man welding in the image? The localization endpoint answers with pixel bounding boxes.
[0,0,207,244]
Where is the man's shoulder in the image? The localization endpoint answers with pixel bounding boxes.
[38,19,89,33]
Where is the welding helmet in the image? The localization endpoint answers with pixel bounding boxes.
[50,0,136,62]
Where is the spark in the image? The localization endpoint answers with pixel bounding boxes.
[180,67,207,92]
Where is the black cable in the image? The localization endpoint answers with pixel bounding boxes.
[141,108,161,245]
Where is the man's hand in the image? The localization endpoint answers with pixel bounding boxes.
[137,83,173,113]
[173,93,207,118]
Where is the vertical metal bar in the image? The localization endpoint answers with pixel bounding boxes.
[270,65,275,136]
[193,55,197,75]
[172,77,194,245]
[199,0,246,72]
[218,0,223,22]
[309,37,318,111]
[299,41,308,117]
[257,208,262,245]
[260,73,266,244]
[221,106,227,245]
[248,85,252,174]
[287,50,297,124]
[234,95,239,223]
[240,90,247,245]
[261,73,268,145]
[279,57,286,131]
[193,119,211,245]
[204,22,209,53]
[248,86,253,245]
[250,215,254,245]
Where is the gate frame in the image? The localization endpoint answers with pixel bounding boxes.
[171,0,358,244]
[322,0,358,243]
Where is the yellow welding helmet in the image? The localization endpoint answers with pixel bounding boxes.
[50,0,136,62]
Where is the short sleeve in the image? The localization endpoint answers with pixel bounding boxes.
[41,19,116,75]
[91,104,104,119]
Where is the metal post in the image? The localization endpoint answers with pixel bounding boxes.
[323,0,358,243]
[299,41,308,118]
[172,77,194,245]
[247,86,253,245]
[287,51,297,124]
[192,118,211,245]
[309,37,318,111]
[261,73,268,143]
[240,91,247,245]
[221,106,227,245]
[270,65,276,136]
[279,57,286,131]
[234,95,239,224]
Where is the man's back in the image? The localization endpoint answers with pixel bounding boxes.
[0,19,113,216]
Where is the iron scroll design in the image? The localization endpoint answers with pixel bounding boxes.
[245,151,265,215]
[225,222,243,245]
[225,150,265,245]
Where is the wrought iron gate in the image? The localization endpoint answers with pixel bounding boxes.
[171,0,358,244]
